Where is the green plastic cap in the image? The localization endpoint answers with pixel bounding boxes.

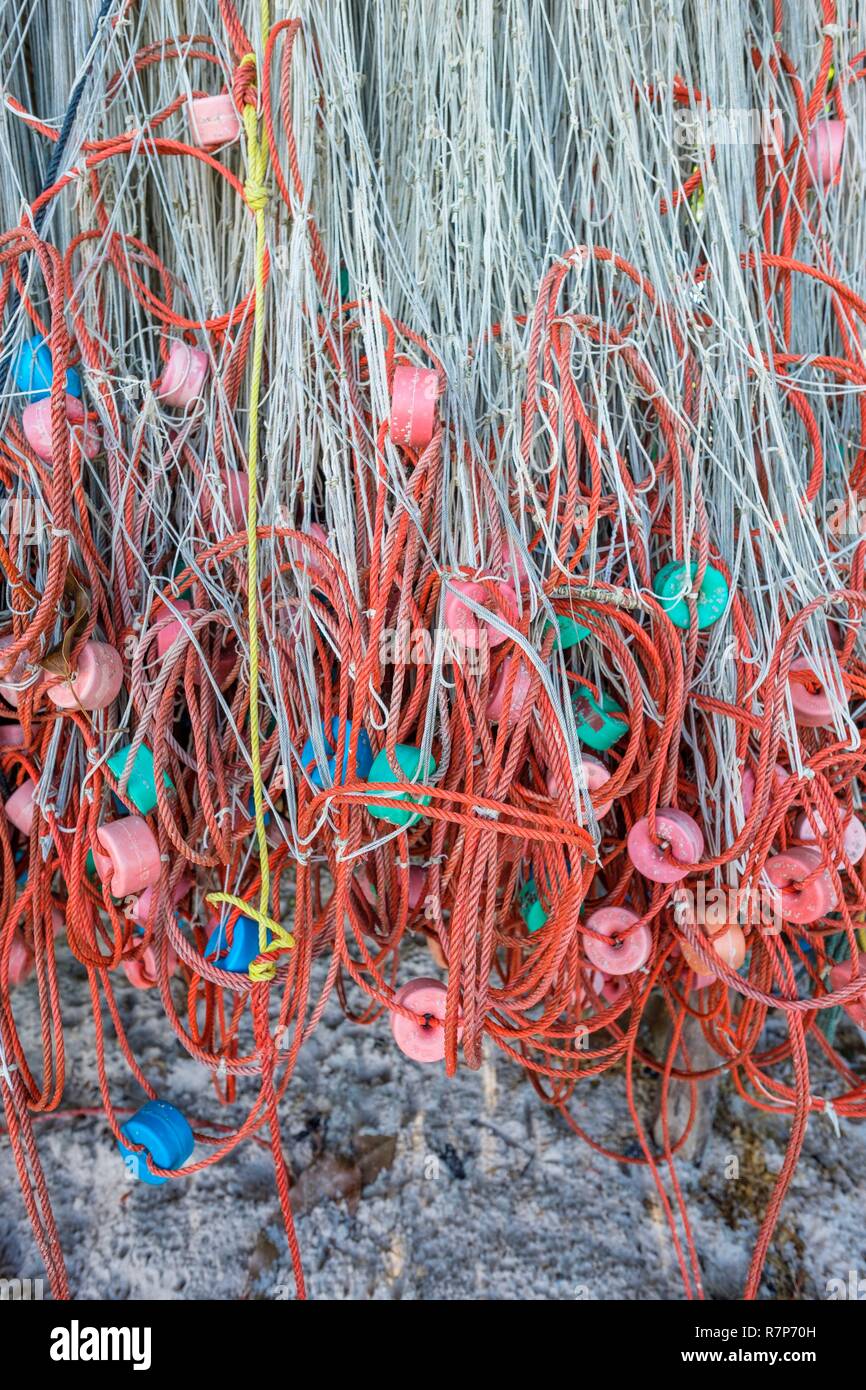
[573,687,627,751]
[653,561,728,630]
[366,744,436,827]
[107,743,174,816]
[546,613,590,651]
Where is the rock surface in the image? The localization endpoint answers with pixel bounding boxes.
[1,942,864,1300]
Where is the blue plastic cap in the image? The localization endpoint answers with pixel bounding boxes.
[118,1099,194,1185]
[302,717,373,789]
[204,914,261,973]
[13,333,82,401]
[245,793,271,827]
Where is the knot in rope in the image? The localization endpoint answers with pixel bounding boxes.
[232,53,259,111]
[244,179,270,212]
[205,892,295,983]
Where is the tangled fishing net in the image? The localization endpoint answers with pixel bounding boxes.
[1,0,865,1301]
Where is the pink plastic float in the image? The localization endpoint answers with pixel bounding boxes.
[188,94,240,148]
[46,641,123,711]
[389,364,438,449]
[4,779,35,835]
[158,341,209,408]
[806,118,845,189]
[94,818,162,898]
[443,578,518,650]
[22,395,100,463]
[765,846,836,924]
[390,976,459,1062]
[627,808,704,884]
[793,810,866,866]
[583,906,652,975]
[547,753,613,818]
[486,656,532,726]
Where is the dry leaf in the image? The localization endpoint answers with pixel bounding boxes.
[289,1153,362,1215]
[38,574,90,679]
[247,1229,279,1279]
[356,1133,397,1188]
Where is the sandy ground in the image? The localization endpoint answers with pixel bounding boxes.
[2,939,865,1301]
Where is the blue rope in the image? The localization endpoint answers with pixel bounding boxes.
[33,0,115,239]
[0,0,115,393]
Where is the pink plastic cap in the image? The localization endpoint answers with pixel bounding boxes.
[8,931,34,987]
[188,94,241,149]
[765,846,836,924]
[583,906,652,975]
[122,940,178,990]
[741,762,788,818]
[46,640,123,711]
[4,779,35,835]
[793,810,866,867]
[681,923,746,974]
[22,395,100,463]
[390,364,438,450]
[159,341,209,408]
[391,976,459,1063]
[221,469,248,529]
[95,817,161,899]
[407,866,426,911]
[443,579,518,650]
[288,523,330,579]
[590,969,628,1006]
[547,754,613,818]
[122,954,155,990]
[129,874,193,926]
[155,601,192,660]
[0,721,24,747]
[627,808,704,883]
[788,657,847,728]
[486,656,532,726]
[828,961,866,1030]
[0,634,28,708]
[806,118,845,190]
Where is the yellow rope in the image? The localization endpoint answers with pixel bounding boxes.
[207,7,293,983]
